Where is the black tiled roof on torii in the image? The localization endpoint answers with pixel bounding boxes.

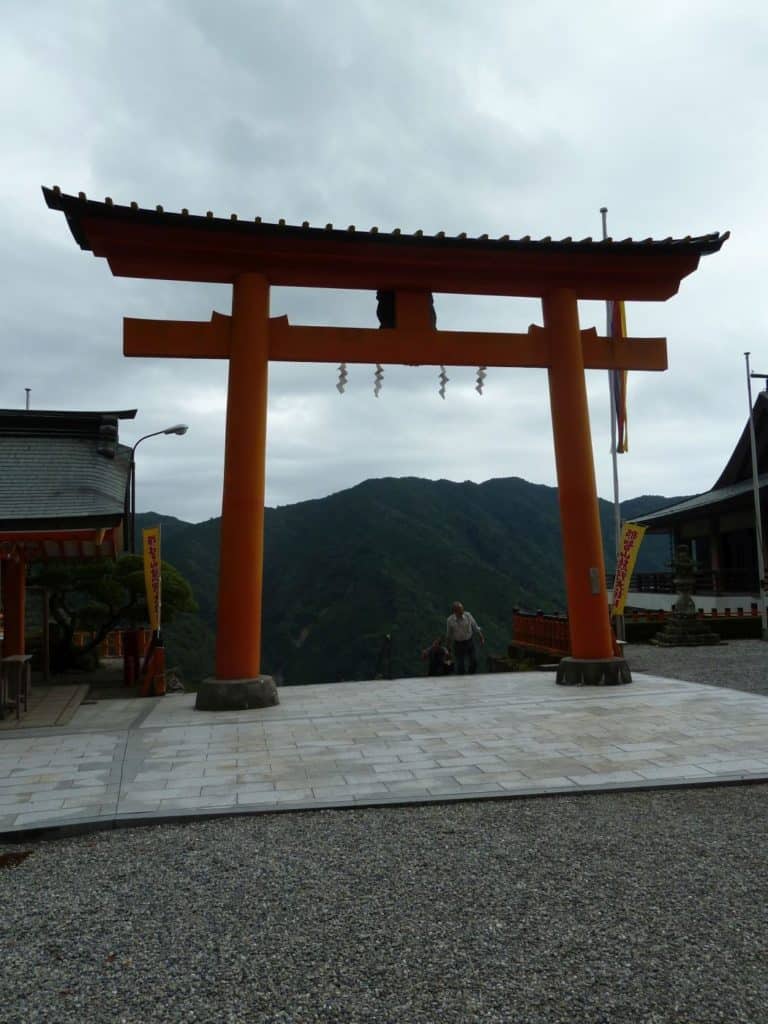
[43,186,729,257]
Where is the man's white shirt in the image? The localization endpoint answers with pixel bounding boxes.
[446,611,481,643]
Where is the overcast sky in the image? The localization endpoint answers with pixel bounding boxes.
[2,0,766,523]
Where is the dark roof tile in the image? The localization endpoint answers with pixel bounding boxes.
[43,187,730,257]
[0,410,134,526]
[633,474,768,527]
[0,437,130,522]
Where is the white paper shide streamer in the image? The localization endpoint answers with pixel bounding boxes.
[336,361,482,399]
[438,365,449,399]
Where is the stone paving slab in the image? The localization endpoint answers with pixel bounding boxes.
[0,684,89,731]
[1,671,768,834]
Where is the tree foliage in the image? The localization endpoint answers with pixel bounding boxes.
[33,555,197,671]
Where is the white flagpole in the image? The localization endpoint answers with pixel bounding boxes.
[744,352,768,638]
[601,206,624,642]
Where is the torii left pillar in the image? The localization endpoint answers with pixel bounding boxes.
[195,274,279,711]
[1,558,26,658]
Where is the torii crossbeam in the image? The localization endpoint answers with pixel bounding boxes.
[44,187,728,705]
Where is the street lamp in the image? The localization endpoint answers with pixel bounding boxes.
[744,353,767,639]
[125,424,188,554]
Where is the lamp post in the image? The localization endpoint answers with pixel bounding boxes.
[126,424,188,554]
[744,354,767,639]
[121,424,187,691]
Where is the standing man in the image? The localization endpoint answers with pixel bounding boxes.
[446,601,485,675]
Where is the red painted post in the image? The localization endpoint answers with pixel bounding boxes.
[1,559,25,658]
[215,273,270,680]
[543,289,614,660]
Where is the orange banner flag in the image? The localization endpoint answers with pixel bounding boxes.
[142,526,162,632]
[611,522,646,616]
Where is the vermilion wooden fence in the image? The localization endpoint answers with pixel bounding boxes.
[73,628,152,658]
[512,611,571,657]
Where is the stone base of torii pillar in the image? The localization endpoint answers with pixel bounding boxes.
[556,656,632,686]
[195,676,279,711]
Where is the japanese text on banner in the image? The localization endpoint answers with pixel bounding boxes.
[142,526,162,632]
[611,522,646,617]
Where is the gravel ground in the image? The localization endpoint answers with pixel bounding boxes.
[624,639,768,695]
[2,785,768,1024]
[2,646,767,1023]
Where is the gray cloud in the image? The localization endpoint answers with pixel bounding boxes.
[1,0,765,523]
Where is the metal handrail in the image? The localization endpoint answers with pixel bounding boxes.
[606,569,760,595]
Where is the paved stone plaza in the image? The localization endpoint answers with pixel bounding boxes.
[1,667,768,835]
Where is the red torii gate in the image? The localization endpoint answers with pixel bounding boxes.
[44,187,727,706]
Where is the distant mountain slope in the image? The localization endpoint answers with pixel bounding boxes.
[260,477,565,685]
[137,478,685,686]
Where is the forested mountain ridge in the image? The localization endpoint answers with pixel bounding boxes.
[138,477,682,685]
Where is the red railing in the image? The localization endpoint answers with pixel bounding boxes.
[511,610,631,657]
[73,628,152,658]
[512,611,571,657]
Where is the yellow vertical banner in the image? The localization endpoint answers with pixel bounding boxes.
[142,526,162,633]
[611,522,646,616]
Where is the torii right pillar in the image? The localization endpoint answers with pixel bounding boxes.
[543,288,630,685]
